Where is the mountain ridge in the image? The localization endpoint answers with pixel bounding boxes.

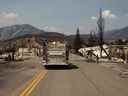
[0,24,128,42]
[105,26,128,40]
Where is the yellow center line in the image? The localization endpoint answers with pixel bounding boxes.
[20,72,42,95]
[25,71,47,96]
[19,71,43,96]
[19,70,48,96]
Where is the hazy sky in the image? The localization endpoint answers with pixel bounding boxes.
[0,0,128,34]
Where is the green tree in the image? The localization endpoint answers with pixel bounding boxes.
[73,27,82,53]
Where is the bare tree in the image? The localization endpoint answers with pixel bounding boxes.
[88,30,97,47]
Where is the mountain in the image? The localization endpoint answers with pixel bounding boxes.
[66,34,89,42]
[1,24,128,43]
[40,32,66,41]
[104,26,128,40]
[0,24,45,40]
[66,34,90,47]
[0,24,66,41]
[67,26,128,45]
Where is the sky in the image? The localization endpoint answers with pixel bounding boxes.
[0,0,128,34]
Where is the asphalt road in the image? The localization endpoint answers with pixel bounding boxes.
[1,54,128,96]
[31,69,100,96]
[0,56,43,96]
[30,54,128,96]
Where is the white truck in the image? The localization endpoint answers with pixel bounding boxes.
[42,40,69,66]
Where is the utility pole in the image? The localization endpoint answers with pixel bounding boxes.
[97,8,104,57]
[97,8,110,59]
